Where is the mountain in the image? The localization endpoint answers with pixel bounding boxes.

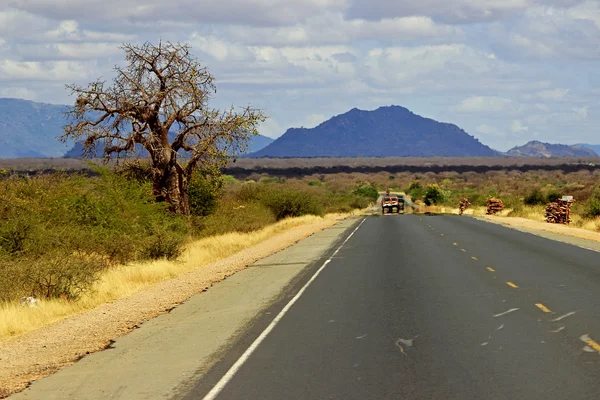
[249,106,498,157]
[506,141,598,158]
[64,134,273,158]
[0,98,73,158]
[577,144,600,156]
[0,97,273,159]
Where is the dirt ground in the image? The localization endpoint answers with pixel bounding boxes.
[0,216,345,398]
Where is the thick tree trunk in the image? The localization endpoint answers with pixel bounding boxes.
[151,147,190,215]
[153,165,189,214]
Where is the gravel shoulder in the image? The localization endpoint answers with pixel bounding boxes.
[477,215,600,251]
[0,215,354,398]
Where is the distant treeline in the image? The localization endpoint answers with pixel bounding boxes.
[223,163,600,179]
[3,162,600,179]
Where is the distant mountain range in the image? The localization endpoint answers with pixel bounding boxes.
[0,98,73,158]
[64,133,273,158]
[0,98,272,158]
[0,97,598,159]
[506,141,598,158]
[250,106,498,157]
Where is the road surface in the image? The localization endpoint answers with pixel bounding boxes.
[192,215,600,400]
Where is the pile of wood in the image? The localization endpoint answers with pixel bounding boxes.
[459,198,471,215]
[545,199,574,224]
[486,197,504,215]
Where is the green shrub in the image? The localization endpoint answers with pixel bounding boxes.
[524,188,546,205]
[352,183,379,201]
[407,181,425,200]
[584,188,600,218]
[260,188,323,220]
[424,184,447,206]
[188,171,223,217]
[547,191,563,203]
[196,200,277,236]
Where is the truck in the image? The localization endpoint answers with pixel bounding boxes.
[382,195,404,214]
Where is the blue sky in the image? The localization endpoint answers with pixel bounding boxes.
[1,0,599,150]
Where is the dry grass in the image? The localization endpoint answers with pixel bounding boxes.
[0,213,345,341]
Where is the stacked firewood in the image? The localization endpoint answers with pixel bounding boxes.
[545,199,573,224]
[486,197,504,215]
[459,198,471,215]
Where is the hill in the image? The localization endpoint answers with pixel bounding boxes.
[0,98,73,158]
[576,144,600,156]
[249,106,498,158]
[0,97,273,159]
[506,141,598,158]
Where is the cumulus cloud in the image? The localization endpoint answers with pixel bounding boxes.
[9,0,348,27]
[511,120,529,132]
[346,0,533,24]
[476,124,501,135]
[455,96,513,113]
[224,13,463,46]
[573,105,589,119]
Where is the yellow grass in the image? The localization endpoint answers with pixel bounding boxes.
[0,213,347,341]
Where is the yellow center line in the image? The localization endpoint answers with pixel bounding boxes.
[471,256,478,261]
[486,267,495,272]
[506,282,518,289]
[535,303,552,313]
[581,335,600,353]
[453,243,457,246]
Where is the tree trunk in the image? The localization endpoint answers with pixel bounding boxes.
[151,148,190,215]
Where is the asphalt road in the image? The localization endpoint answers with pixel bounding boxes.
[191,215,600,400]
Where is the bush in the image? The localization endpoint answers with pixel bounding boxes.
[0,171,190,301]
[584,188,600,218]
[188,171,223,217]
[259,187,323,220]
[352,183,379,201]
[524,188,546,205]
[196,200,277,236]
[547,191,563,203]
[407,181,425,200]
[423,184,447,206]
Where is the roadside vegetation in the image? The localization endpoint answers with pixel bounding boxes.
[0,167,377,306]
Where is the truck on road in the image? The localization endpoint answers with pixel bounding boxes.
[382,195,404,214]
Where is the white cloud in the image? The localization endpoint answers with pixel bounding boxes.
[573,105,589,119]
[0,59,93,81]
[346,0,534,24]
[511,120,529,132]
[301,113,327,128]
[258,117,284,138]
[476,124,501,135]
[455,96,513,113]
[225,13,463,46]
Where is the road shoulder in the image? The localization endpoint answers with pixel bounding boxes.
[475,215,600,252]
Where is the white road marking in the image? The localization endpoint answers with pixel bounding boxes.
[550,327,565,333]
[552,311,577,322]
[202,218,366,400]
[356,334,368,339]
[494,308,520,318]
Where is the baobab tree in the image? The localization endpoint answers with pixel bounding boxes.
[62,41,266,214]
